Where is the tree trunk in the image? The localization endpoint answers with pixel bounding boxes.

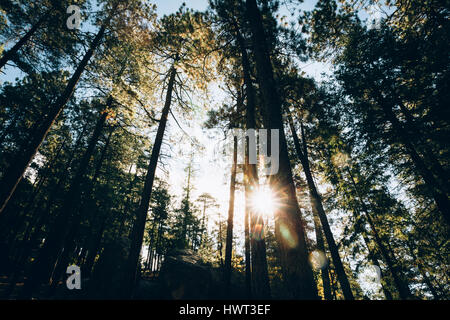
[377,95,450,225]
[4,123,89,295]
[244,187,252,299]
[347,168,414,299]
[245,0,318,299]
[19,110,108,299]
[146,221,157,271]
[312,214,332,300]
[77,127,115,277]
[0,17,111,215]
[0,11,50,70]
[236,40,254,303]
[397,101,449,192]
[123,65,177,298]
[3,135,67,259]
[356,217,394,300]
[406,240,440,300]
[224,137,237,287]
[46,118,113,297]
[236,25,271,299]
[218,213,224,269]
[287,111,354,300]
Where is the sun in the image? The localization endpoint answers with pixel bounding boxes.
[250,185,278,217]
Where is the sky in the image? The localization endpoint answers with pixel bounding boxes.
[1,0,386,298]
[152,0,331,220]
[0,0,340,263]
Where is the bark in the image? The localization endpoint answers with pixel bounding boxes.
[218,213,224,268]
[123,65,177,298]
[287,111,354,300]
[244,187,252,299]
[224,137,237,287]
[312,214,332,300]
[245,0,318,299]
[236,24,271,299]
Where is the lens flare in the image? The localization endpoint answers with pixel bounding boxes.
[278,222,298,248]
[308,250,328,270]
[250,185,278,217]
[251,223,264,241]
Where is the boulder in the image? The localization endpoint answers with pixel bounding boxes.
[158,249,216,300]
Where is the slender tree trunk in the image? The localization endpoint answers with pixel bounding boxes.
[224,137,237,287]
[145,245,151,271]
[19,110,108,299]
[46,120,113,297]
[355,217,393,300]
[115,170,139,242]
[287,111,354,300]
[77,128,115,277]
[244,187,252,299]
[3,124,89,297]
[199,201,207,247]
[369,252,394,300]
[123,65,176,298]
[0,11,50,70]
[377,95,450,225]
[218,214,224,269]
[237,40,253,302]
[245,0,318,299]
[0,18,110,215]
[312,214,332,300]
[397,101,449,191]
[146,221,156,271]
[4,136,67,259]
[330,270,337,300]
[235,26,271,299]
[347,168,414,299]
[406,240,440,299]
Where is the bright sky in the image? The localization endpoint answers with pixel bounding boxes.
[1,0,387,298]
[0,0,334,259]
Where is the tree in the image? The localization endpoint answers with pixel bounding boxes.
[0,0,120,215]
[244,0,318,299]
[123,8,216,297]
[224,136,237,287]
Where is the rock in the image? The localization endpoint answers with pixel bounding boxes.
[158,249,216,300]
[135,249,248,300]
[134,279,163,299]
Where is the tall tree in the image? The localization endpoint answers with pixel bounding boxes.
[0,1,119,215]
[286,108,354,300]
[244,0,318,299]
[224,136,237,287]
